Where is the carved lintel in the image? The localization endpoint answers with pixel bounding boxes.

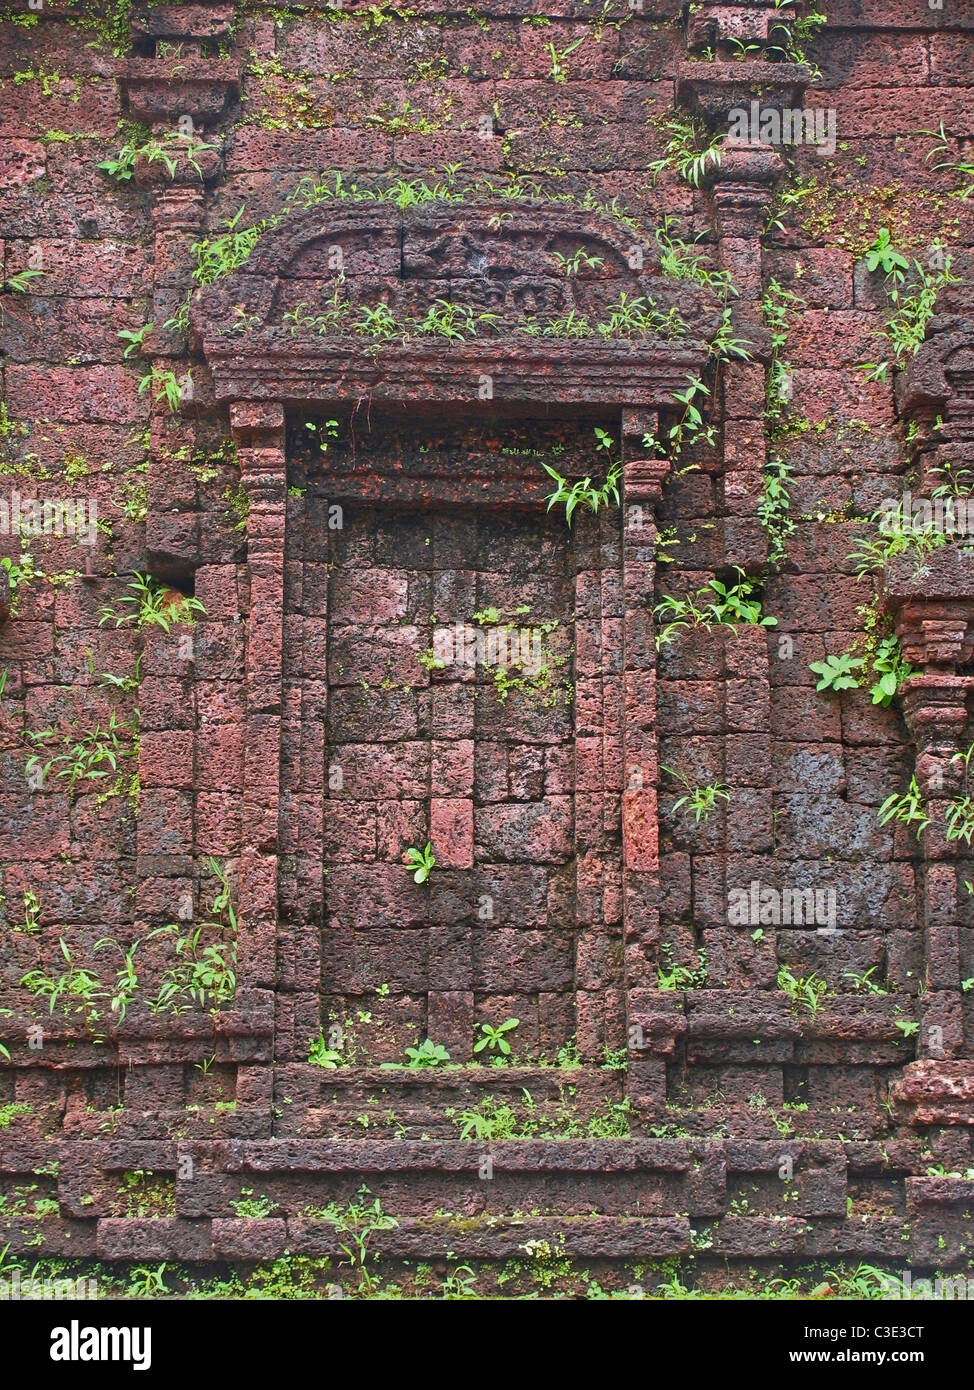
[896,608,974,669]
[194,204,721,411]
[944,356,974,441]
[624,459,672,509]
[884,547,974,675]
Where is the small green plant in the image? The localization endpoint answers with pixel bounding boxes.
[657,951,708,991]
[857,234,955,381]
[726,37,762,59]
[286,283,349,339]
[543,428,620,526]
[649,114,723,188]
[97,144,139,181]
[586,1097,634,1139]
[596,293,687,340]
[655,568,776,647]
[24,709,137,799]
[11,889,41,935]
[21,939,104,1033]
[945,743,974,847]
[895,1020,919,1039]
[759,456,796,565]
[655,216,736,298]
[843,968,887,996]
[303,418,341,452]
[535,309,594,339]
[118,323,153,359]
[0,553,36,607]
[543,461,620,526]
[863,227,910,281]
[777,967,828,1016]
[146,860,238,1015]
[3,268,44,294]
[405,1039,451,1068]
[473,1017,519,1056]
[404,842,436,884]
[416,300,499,341]
[766,0,827,72]
[551,248,605,277]
[922,121,974,200]
[441,1266,480,1299]
[810,652,865,694]
[546,37,583,83]
[93,936,141,1021]
[848,503,948,580]
[878,775,929,840]
[866,635,914,707]
[137,367,188,414]
[452,1096,519,1141]
[663,766,731,824]
[601,1045,628,1072]
[354,301,400,341]
[100,132,213,183]
[318,1188,398,1295]
[764,176,819,235]
[129,1263,170,1296]
[98,573,205,632]
[308,1033,344,1069]
[231,1192,275,1219]
[192,206,264,289]
[930,460,974,500]
[761,277,805,434]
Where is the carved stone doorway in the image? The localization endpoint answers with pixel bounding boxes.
[192,198,720,1097]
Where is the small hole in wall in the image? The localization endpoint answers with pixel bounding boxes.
[145,562,199,598]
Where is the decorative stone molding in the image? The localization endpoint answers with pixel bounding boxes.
[191,202,722,410]
[676,61,810,128]
[885,551,974,669]
[122,3,241,131]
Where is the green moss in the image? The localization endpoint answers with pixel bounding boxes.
[0,1103,32,1128]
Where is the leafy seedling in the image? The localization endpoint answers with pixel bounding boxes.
[473,1017,520,1056]
[404,842,436,884]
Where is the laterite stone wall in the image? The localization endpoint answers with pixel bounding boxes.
[2,0,974,1295]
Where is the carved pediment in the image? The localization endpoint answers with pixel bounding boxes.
[190,200,722,409]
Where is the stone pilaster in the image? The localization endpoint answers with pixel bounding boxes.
[619,409,676,1108]
[229,402,287,999]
